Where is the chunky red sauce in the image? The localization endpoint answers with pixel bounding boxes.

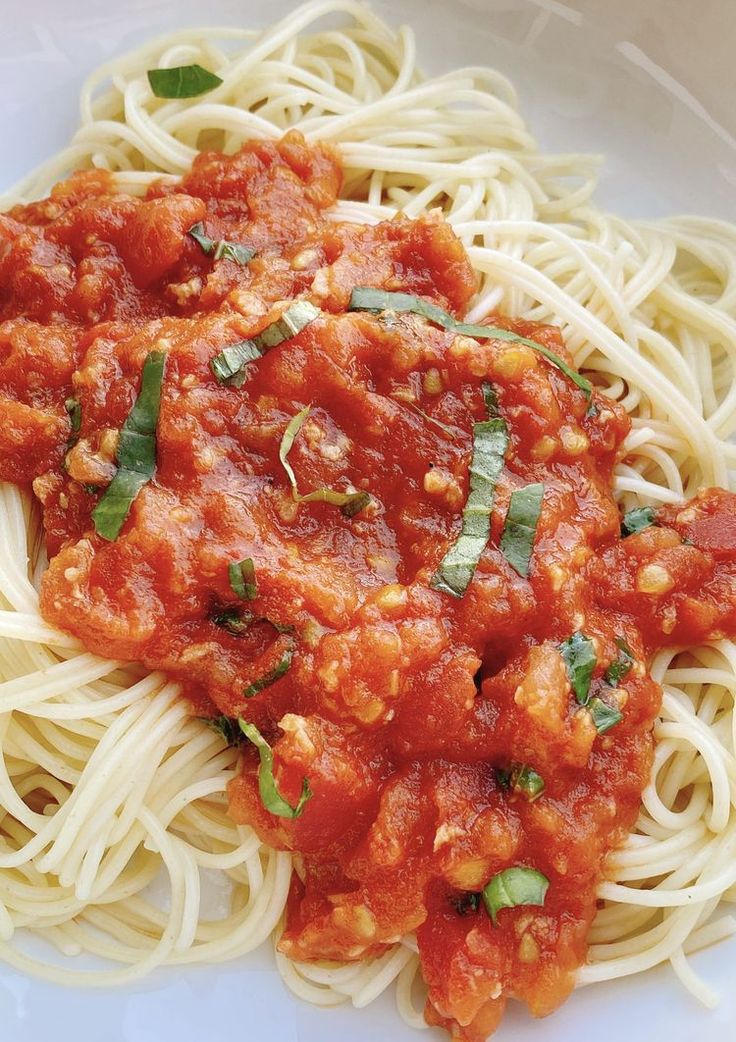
[2,133,736,1040]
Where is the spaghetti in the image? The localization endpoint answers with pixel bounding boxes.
[1,0,735,1033]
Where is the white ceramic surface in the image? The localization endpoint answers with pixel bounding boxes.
[1,1,735,1040]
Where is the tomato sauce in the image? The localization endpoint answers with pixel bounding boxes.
[2,132,735,1040]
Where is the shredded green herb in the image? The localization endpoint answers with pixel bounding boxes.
[202,715,244,746]
[451,892,481,916]
[243,640,295,698]
[431,385,508,597]
[559,631,597,704]
[500,483,544,578]
[188,222,255,266]
[210,301,320,387]
[228,559,258,601]
[621,505,656,537]
[147,64,223,98]
[604,638,634,687]
[349,288,592,398]
[589,696,623,735]
[65,397,81,436]
[91,351,166,541]
[238,719,312,818]
[211,606,255,636]
[482,866,549,925]
[279,405,370,517]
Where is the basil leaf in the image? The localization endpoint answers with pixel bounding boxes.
[589,696,623,735]
[349,288,592,398]
[511,764,545,801]
[621,505,656,537]
[243,640,295,698]
[451,892,481,916]
[604,638,634,687]
[279,406,370,516]
[201,715,244,746]
[188,223,255,267]
[228,558,258,601]
[210,340,262,386]
[212,606,255,636]
[559,631,597,704]
[238,719,312,819]
[497,763,545,801]
[253,301,320,351]
[92,351,166,541]
[65,397,81,434]
[210,302,320,387]
[147,64,223,99]
[431,396,509,597]
[482,866,549,925]
[500,483,544,578]
[481,381,499,417]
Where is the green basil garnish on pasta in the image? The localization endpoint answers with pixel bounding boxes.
[210,302,320,387]
[482,866,549,925]
[92,350,166,541]
[210,341,262,386]
[500,483,544,578]
[511,764,545,801]
[589,696,623,735]
[279,405,370,517]
[621,505,656,537]
[349,287,592,398]
[188,223,255,266]
[212,606,255,636]
[605,638,634,687]
[65,397,81,435]
[202,715,244,746]
[228,558,258,600]
[147,64,223,98]
[559,631,597,704]
[243,640,295,698]
[238,718,312,818]
[431,388,509,598]
[451,891,481,916]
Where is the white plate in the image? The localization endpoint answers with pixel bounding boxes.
[1,1,735,1040]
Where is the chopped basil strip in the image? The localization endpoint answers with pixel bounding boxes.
[349,288,592,398]
[238,719,311,818]
[559,631,597,704]
[210,302,320,387]
[228,559,258,601]
[279,406,370,516]
[481,381,499,417]
[500,483,544,578]
[621,505,656,537]
[202,715,244,746]
[589,696,623,735]
[212,606,255,636]
[65,397,81,434]
[512,764,545,801]
[188,222,255,266]
[92,351,166,541]
[243,640,295,698]
[431,386,509,597]
[452,892,481,916]
[497,763,545,801]
[254,301,320,350]
[210,340,262,386]
[147,64,223,98]
[482,866,549,925]
[605,638,634,687]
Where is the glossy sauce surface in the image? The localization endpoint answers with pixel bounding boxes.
[2,133,735,1040]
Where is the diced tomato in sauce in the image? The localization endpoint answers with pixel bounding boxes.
[2,131,736,1040]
